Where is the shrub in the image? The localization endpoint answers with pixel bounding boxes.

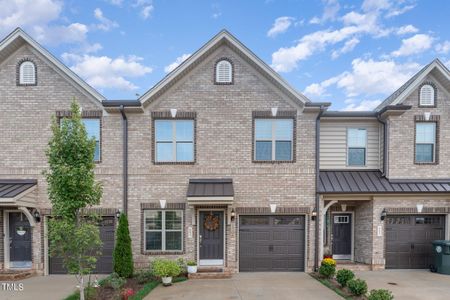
[100,273,126,290]
[336,269,355,287]
[368,289,394,300]
[134,270,154,284]
[152,259,182,278]
[113,213,134,278]
[347,278,368,296]
[186,260,197,266]
[176,258,187,274]
[319,258,336,278]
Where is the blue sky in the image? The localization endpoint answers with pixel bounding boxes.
[1,0,449,110]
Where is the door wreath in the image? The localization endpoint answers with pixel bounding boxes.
[204,213,220,231]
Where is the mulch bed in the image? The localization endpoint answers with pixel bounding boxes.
[93,277,143,300]
[310,272,367,300]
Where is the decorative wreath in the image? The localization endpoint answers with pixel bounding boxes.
[203,213,220,231]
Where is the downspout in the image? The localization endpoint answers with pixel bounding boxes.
[314,105,326,272]
[119,105,128,215]
[377,115,388,177]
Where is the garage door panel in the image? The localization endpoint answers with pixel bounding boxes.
[239,215,305,272]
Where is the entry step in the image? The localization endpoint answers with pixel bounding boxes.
[188,267,233,279]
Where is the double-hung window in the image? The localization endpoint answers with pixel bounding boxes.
[347,128,367,166]
[144,210,183,251]
[83,119,101,162]
[415,122,436,163]
[155,120,194,162]
[254,119,293,161]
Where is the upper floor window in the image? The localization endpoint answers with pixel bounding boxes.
[415,122,436,163]
[155,120,194,162]
[18,61,36,85]
[254,119,293,161]
[419,84,435,106]
[83,119,101,162]
[215,59,233,84]
[144,210,183,251]
[347,128,367,166]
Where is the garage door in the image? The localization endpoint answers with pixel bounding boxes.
[239,215,305,272]
[49,216,115,274]
[386,215,445,269]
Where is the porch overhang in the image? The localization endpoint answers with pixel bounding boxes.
[187,179,234,206]
[0,179,37,208]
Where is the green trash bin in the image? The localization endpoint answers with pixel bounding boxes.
[431,240,450,275]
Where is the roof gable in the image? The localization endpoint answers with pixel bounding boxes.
[0,28,105,102]
[139,30,310,106]
[376,59,450,111]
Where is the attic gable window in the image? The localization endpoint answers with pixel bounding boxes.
[18,60,37,86]
[215,59,233,84]
[419,84,435,107]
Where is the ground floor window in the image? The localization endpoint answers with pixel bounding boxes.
[144,210,183,251]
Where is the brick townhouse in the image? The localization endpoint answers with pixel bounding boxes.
[0,28,449,276]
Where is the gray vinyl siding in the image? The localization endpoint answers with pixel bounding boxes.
[320,119,381,170]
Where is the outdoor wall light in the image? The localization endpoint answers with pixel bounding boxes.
[230,208,236,221]
[115,209,122,219]
[380,208,387,221]
[33,210,41,223]
[159,199,167,209]
[311,207,317,221]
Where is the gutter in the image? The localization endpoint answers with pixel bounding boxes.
[314,105,327,272]
[119,105,129,215]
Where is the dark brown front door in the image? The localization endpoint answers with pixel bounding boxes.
[9,212,32,267]
[49,216,115,274]
[332,214,352,259]
[199,211,224,261]
[239,215,305,272]
[386,215,445,269]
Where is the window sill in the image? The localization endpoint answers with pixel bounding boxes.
[252,160,295,164]
[153,161,195,165]
[142,251,184,255]
[414,161,438,165]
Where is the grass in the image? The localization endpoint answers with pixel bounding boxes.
[309,273,353,300]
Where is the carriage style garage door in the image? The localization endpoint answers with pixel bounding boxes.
[49,216,115,274]
[386,215,445,269]
[239,215,305,272]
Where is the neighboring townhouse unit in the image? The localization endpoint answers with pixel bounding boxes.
[1,27,449,276]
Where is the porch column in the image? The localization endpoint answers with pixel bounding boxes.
[319,199,337,261]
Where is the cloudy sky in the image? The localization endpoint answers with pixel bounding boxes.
[1,0,449,110]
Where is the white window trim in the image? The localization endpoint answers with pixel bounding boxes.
[215,60,232,83]
[19,61,36,85]
[254,119,293,161]
[419,84,435,106]
[346,128,367,167]
[415,122,436,163]
[155,120,194,162]
[144,210,183,252]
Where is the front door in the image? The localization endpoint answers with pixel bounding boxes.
[9,212,32,268]
[199,211,224,266]
[332,213,352,260]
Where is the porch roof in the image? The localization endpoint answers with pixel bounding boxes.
[319,170,450,194]
[187,179,234,205]
[0,179,37,198]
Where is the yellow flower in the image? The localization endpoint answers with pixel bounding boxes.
[321,258,336,266]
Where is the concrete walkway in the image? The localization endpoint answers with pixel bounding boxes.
[356,270,450,300]
[0,275,85,300]
[146,272,341,300]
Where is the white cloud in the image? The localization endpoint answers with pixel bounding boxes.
[304,83,326,97]
[164,54,191,73]
[436,41,450,54]
[385,4,415,18]
[107,0,123,6]
[33,23,89,46]
[267,17,295,38]
[343,99,382,111]
[361,0,390,12]
[141,5,153,19]
[62,53,153,90]
[93,8,119,31]
[309,0,340,24]
[331,37,360,59]
[212,12,222,19]
[391,34,433,57]
[396,25,418,35]
[133,0,153,19]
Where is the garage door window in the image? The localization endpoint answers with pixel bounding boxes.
[145,210,183,251]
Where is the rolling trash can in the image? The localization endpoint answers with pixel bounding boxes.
[430,240,450,275]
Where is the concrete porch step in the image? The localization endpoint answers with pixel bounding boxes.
[336,261,371,271]
[188,267,233,279]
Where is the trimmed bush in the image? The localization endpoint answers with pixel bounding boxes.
[368,289,394,300]
[186,260,197,266]
[100,273,126,290]
[152,259,182,278]
[347,278,368,296]
[336,269,355,287]
[319,258,336,279]
[134,270,154,284]
[113,213,134,278]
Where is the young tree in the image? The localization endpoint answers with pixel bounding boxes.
[45,101,103,300]
[113,213,134,278]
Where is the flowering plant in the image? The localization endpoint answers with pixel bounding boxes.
[121,288,135,300]
[322,258,336,267]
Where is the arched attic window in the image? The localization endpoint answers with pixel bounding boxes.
[419,84,435,107]
[18,60,37,86]
[215,59,233,84]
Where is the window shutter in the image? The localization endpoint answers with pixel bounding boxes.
[215,60,232,83]
[20,62,36,85]
[420,84,434,106]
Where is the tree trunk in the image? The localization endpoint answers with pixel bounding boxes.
[79,275,85,300]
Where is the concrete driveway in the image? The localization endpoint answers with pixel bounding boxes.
[356,270,450,300]
[146,272,341,300]
[0,275,90,300]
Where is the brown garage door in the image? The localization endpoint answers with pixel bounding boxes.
[49,216,115,274]
[239,215,305,272]
[386,215,445,269]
